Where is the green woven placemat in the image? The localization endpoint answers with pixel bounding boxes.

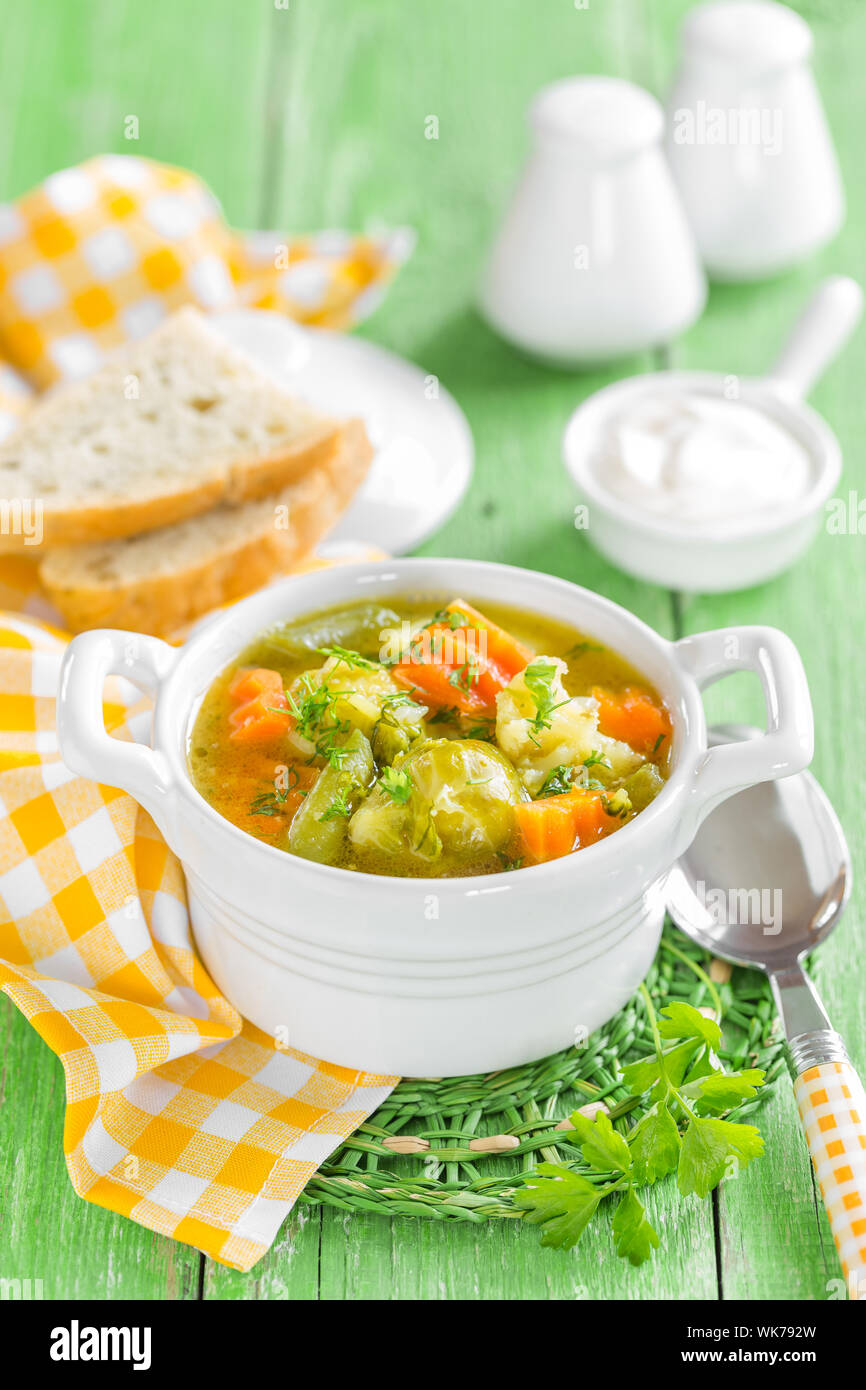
[299,925,788,1225]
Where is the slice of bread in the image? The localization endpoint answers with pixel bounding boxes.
[40,419,372,637]
[0,307,342,552]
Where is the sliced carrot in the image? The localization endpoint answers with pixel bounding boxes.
[393,625,493,714]
[392,600,533,714]
[592,685,671,756]
[229,666,285,705]
[228,666,292,743]
[516,788,621,864]
[446,601,533,678]
[515,796,580,862]
[229,702,292,743]
[393,657,489,716]
[566,789,621,847]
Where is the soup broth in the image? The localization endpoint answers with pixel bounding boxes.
[189,595,671,877]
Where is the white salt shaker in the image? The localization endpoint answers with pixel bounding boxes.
[479,77,706,366]
[665,0,844,280]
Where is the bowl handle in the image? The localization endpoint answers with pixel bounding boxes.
[673,625,814,835]
[58,629,180,839]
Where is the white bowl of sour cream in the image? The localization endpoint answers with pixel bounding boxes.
[563,277,861,592]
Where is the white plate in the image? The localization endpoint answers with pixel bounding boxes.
[211,309,474,555]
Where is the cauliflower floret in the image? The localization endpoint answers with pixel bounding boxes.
[495,656,643,795]
[496,657,595,766]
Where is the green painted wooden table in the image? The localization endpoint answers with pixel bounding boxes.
[1,0,864,1301]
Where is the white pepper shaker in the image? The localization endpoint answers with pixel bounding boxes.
[665,0,844,281]
[479,76,706,366]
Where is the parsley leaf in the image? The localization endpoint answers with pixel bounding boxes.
[611,1188,660,1266]
[523,659,564,732]
[621,1037,702,1094]
[657,1000,722,1051]
[678,1117,764,1198]
[628,1102,681,1185]
[514,1164,604,1249]
[684,1069,766,1115]
[379,766,413,805]
[567,1109,631,1174]
[518,977,767,1269]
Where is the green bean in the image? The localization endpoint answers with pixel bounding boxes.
[286,729,374,864]
[259,603,401,664]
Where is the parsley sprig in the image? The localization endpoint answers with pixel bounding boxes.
[515,991,765,1265]
[379,766,413,805]
[523,660,569,734]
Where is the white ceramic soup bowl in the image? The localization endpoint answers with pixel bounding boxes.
[57,559,813,1076]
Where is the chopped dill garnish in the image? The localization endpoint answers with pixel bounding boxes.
[318,788,353,822]
[538,765,574,798]
[465,722,495,742]
[428,705,461,725]
[316,645,378,670]
[449,660,480,694]
[287,675,352,768]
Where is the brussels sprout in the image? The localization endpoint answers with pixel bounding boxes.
[621,762,665,812]
[258,603,401,664]
[370,698,427,765]
[287,729,375,864]
[349,738,524,870]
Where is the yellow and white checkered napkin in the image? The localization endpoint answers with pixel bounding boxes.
[0,154,409,1267]
[0,153,411,410]
[0,615,397,1270]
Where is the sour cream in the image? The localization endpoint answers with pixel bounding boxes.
[593,390,813,529]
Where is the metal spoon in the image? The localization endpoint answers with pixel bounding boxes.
[667,724,866,1299]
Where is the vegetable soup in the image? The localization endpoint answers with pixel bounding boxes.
[188,596,672,877]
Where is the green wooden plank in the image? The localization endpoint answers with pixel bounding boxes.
[201,1206,321,1301]
[0,0,277,1299]
[10,0,857,1302]
[0,0,271,225]
[647,0,866,1301]
[0,997,200,1298]
[248,0,716,1302]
